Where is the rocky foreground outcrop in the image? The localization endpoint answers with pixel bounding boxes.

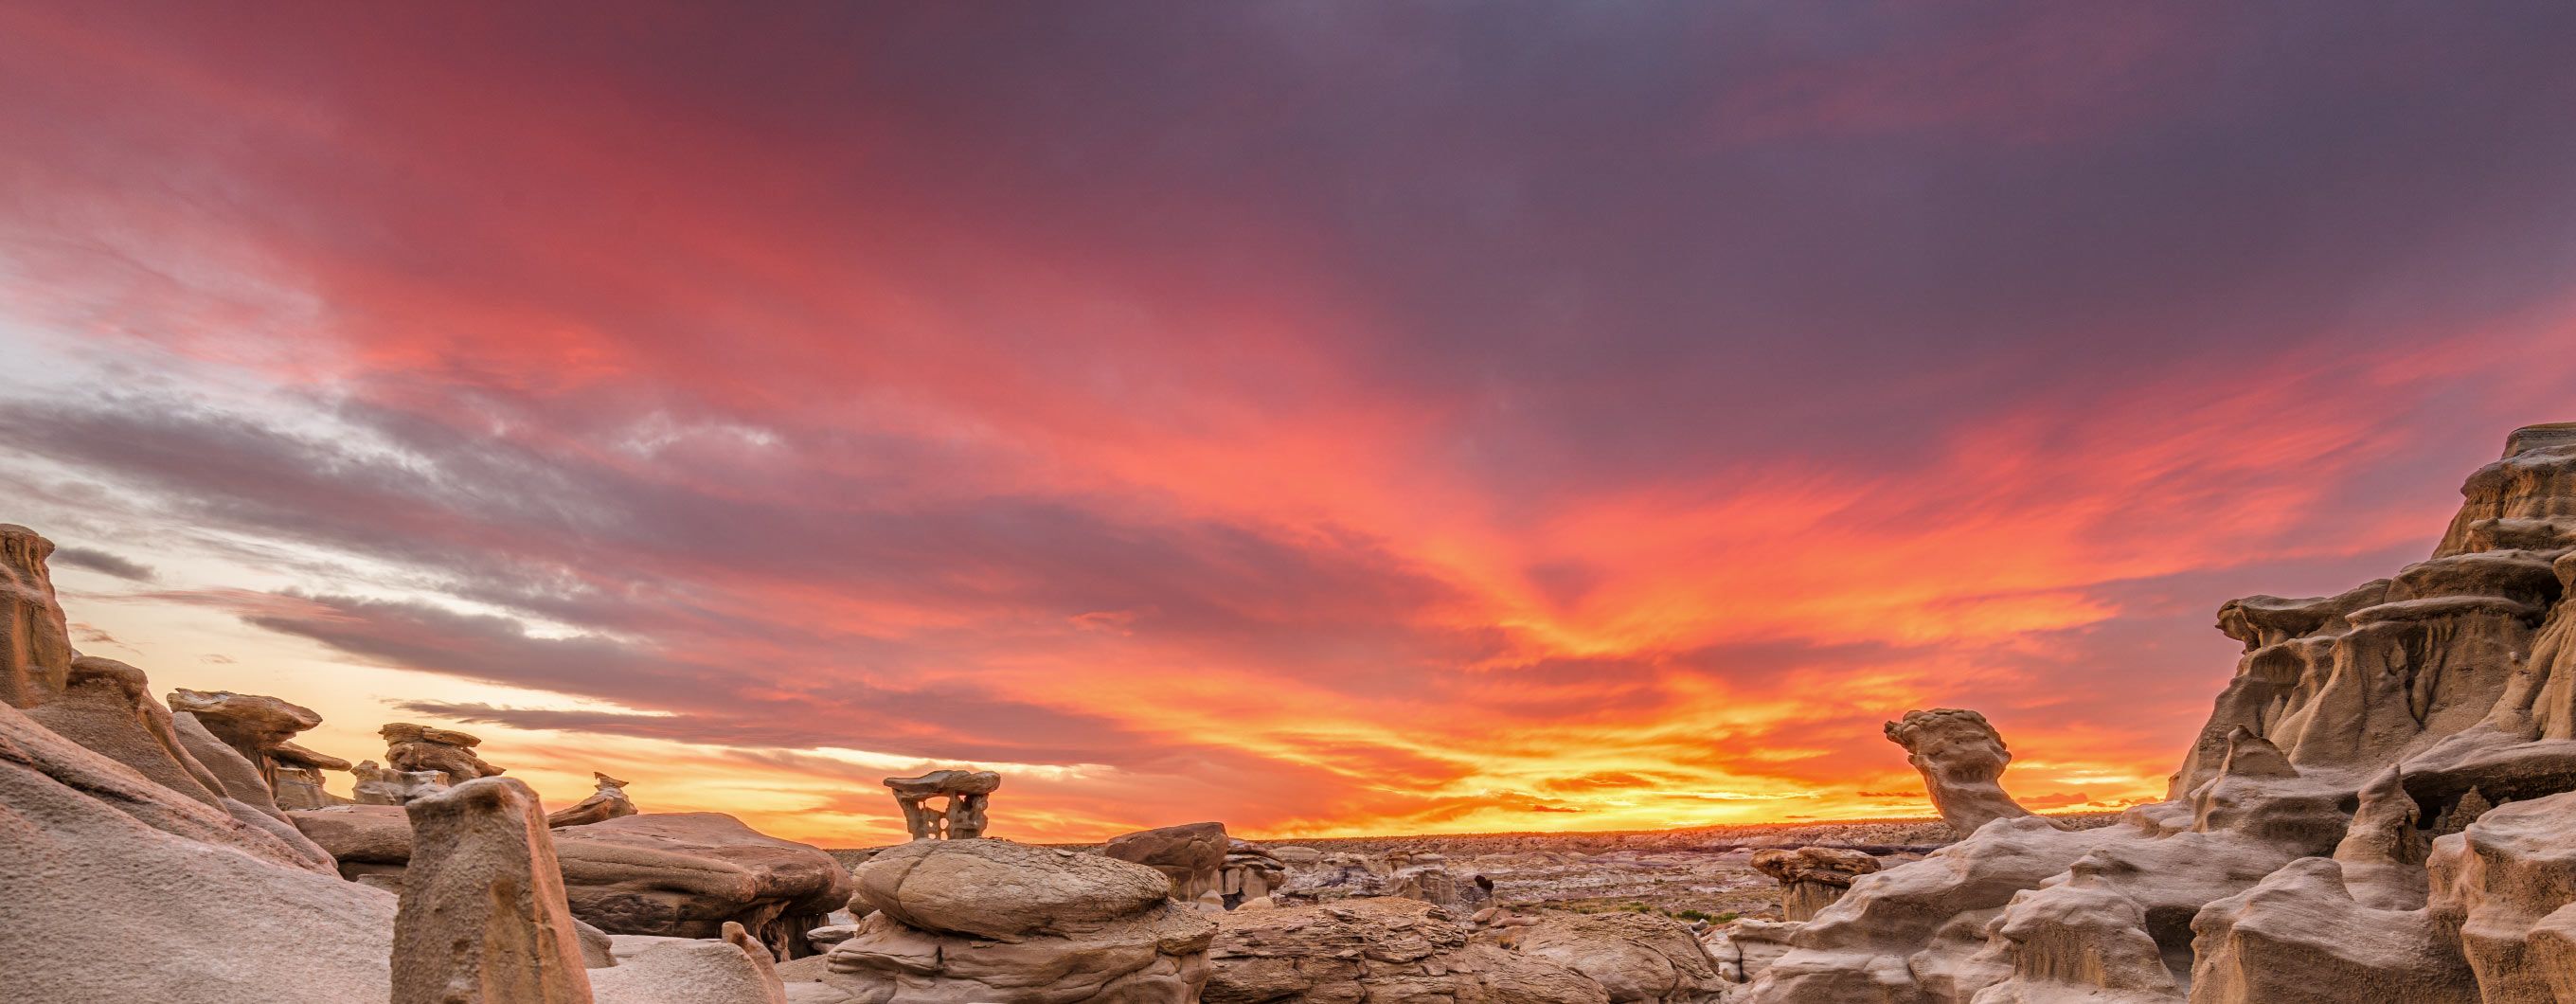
[1205,897,1610,1004]
[294,804,854,957]
[1739,422,2576,1003]
[817,836,1217,1002]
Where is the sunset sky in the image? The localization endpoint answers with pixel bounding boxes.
[5,3,2576,846]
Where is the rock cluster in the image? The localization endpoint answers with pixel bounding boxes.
[1205,897,1609,1004]
[1738,422,2576,1003]
[384,722,506,783]
[1748,846,1881,922]
[295,804,856,957]
[882,768,998,840]
[168,688,352,809]
[818,836,1216,1002]
[547,771,639,828]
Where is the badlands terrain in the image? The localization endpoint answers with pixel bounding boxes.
[5,421,2576,1003]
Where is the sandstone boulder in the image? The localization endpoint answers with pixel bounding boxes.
[548,772,638,828]
[385,721,505,782]
[1515,911,1730,1003]
[1099,820,1229,900]
[168,688,350,810]
[26,654,333,870]
[393,777,597,1004]
[0,697,399,1003]
[0,524,72,708]
[1204,896,1608,1004]
[1748,847,1881,922]
[1884,708,2041,835]
[825,837,1215,1002]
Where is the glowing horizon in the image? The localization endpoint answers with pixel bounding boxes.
[5,3,2576,846]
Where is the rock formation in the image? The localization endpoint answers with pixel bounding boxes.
[1749,847,1882,922]
[1278,849,1494,910]
[293,805,854,956]
[1225,837,1289,905]
[882,768,997,840]
[1742,423,2576,1004]
[392,777,598,1004]
[0,692,400,1003]
[385,722,506,783]
[547,772,639,828]
[1885,708,2040,835]
[553,813,855,957]
[1515,912,1732,1003]
[354,759,449,805]
[168,688,352,809]
[0,523,71,708]
[820,836,1216,1002]
[25,654,334,870]
[1099,819,1230,900]
[1205,897,1611,1004]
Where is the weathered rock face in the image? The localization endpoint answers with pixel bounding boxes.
[384,722,506,783]
[1515,912,1731,1003]
[1205,896,1610,1004]
[1885,708,2039,836]
[1225,838,1290,905]
[556,813,856,958]
[0,524,71,709]
[882,768,998,840]
[824,837,1215,1002]
[548,772,639,828]
[1100,820,1230,900]
[1750,847,1882,922]
[353,759,448,805]
[393,777,598,1004]
[1277,850,1494,911]
[26,654,335,871]
[293,806,855,957]
[0,696,400,1004]
[1744,424,2576,1004]
[168,688,350,808]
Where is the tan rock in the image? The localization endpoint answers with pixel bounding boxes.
[384,721,505,782]
[353,758,448,805]
[547,772,638,828]
[27,654,334,871]
[0,524,72,709]
[392,776,596,1004]
[1099,819,1229,900]
[1516,911,1730,1003]
[1205,897,1608,1004]
[881,768,998,840]
[1884,708,2041,835]
[168,688,349,807]
[827,837,1215,1002]
[0,697,398,1004]
[1749,847,1882,922]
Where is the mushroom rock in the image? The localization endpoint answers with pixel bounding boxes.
[881,768,998,840]
[548,772,639,828]
[383,722,505,783]
[825,837,1216,1003]
[0,697,398,1003]
[1749,847,1883,922]
[1884,708,2043,835]
[392,776,597,1004]
[1204,896,1609,1004]
[352,759,447,805]
[1098,820,1230,900]
[26,654,334,871]
[168,688,351,809]
[1515,912,1732,1004]
[550,812,856,959]
[0,524,72,709]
